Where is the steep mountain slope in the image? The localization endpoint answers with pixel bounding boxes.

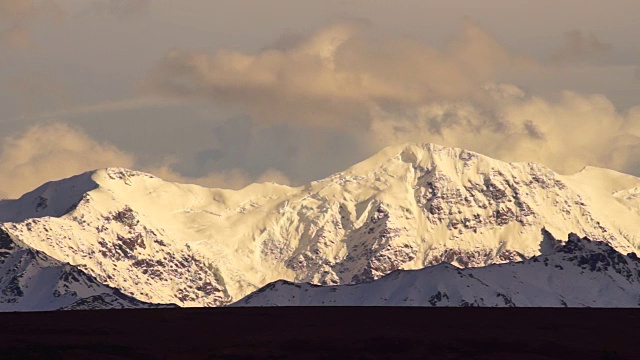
[0,228,164,311]
[233,234,640,307]
[2,143,640,306]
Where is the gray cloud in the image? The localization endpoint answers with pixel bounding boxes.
[88,0,150,18]
[169,115,370,184]
[0,0,65,49]
[0,24,30,49]
[523,120,545,140]
[8,73,69,118]
[552,30,612,64]
[0,0,147,50]
[0,0,37,22]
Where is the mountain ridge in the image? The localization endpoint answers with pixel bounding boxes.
[2,143,640,307]
[0,227,170,311]
[233,234,640,307]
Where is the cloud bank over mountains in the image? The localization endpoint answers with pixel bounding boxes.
[145,21,640,180]
[1,1,640,198]
[0,122,291,199]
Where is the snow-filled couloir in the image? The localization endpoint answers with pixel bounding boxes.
[2,143,640,307]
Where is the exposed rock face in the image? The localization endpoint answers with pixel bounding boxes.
[233,235,640,307]
[0,228,168,311]
[1,143,640,306]
[266,144,637,288]
[1,200,232,307]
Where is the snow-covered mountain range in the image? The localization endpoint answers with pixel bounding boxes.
[2,143,640,308]
[233,234,640,307]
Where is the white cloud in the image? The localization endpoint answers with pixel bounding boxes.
[368,87,640,175]
[0,122,291,199]
[146,20,537,128]
[143,21,640,178]
[0,123,135,198]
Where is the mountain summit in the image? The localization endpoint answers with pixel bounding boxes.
[2,143,640,307]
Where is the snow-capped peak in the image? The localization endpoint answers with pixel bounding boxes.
[2,143,640,307]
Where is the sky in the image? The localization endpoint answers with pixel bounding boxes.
[1,0,640,198]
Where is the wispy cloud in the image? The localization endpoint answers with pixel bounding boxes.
[12,96,184,122]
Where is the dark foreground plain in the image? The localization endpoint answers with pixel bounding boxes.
[0,307,636,359]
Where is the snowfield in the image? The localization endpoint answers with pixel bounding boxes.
[2,143,640,309]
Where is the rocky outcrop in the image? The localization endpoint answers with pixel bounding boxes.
[0,228,169,311]
[234,235,640,307]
